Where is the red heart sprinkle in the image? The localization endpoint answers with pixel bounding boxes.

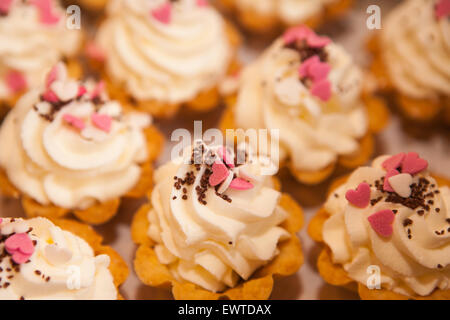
[310,79,331,101]
[229,178,254,190]
[345,182,371,208]
[0,0,13,15]
[368,210,395,237]
[5,70,27,93]
[309,61,331,82]
[401,152,428,175]
[383,169,400,192]
[5,233,35,264]
[91,113,112,133]
[436,0,450,19]
[151,3,171,24]
[298,56,320,78]
[63,114,85,131]
[382,153,405,171]
[77,86,87,97]
[209,162,229,187]
[42,89,59,103]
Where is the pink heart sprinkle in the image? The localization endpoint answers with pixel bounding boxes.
[91,113,112,133]
[209,162,229,187]
[85,41,106,62]
[310,79,331,101]
[151,3,171,24]
[229,178,254,190]
[5,70,27,93]
[401,152,428,175]
[368,209,395,237]
[436,0,450,19]
[42,89,59,103]
[218,146,234,168]
[0,0,13,15]
[345,182,371,208]
[383,169,400,192]
[298,56,320,78]
[63,114,85,131]
[306,32,331,48]
[90,81,105,99]
[77,85,87,97]
[382,153,405,171]
[30,0,60,25]
[45,65,59,88]
[283,25,330,48]
[5,233,35,264]
[283,25,312,45]
[196,0,208,7]
[309,61,331,82]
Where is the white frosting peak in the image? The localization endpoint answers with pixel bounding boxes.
[382,0,450,99]
[96,0,233,103]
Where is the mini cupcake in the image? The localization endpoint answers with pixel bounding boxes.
[132,141,304,299]
[218,0,354,34]
[0,0,83,114]
[220,25,389,185]
[90,0,241,118]
[0,62,163,225]
[308,153,450,299]
[369,0,450,126]
[0,216,127,299]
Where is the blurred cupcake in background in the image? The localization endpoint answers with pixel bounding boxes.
[0,217,128,299]
[132,141,304,299]
[369,0,450,127]
[89,0,241,118]
[0,0,83,116]
[220,25,389,185]
[308,153,450,299]
[217,0,354,34]
[0,62,163,225]
[70,0,108,13]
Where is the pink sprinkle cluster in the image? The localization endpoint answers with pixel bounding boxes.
[5,233,35,264]
[208,147,253,191]
[283,25,331,48]
[283,25,332,101]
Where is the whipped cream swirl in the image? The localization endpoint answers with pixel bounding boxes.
[234,29,367,173]
[96,0,233,104]
[147,143,290,292]
[382,0,450,99]
[323,155,450,297]
[0,217,116,300]
[0,0,82,99]
[0,63,151,210]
